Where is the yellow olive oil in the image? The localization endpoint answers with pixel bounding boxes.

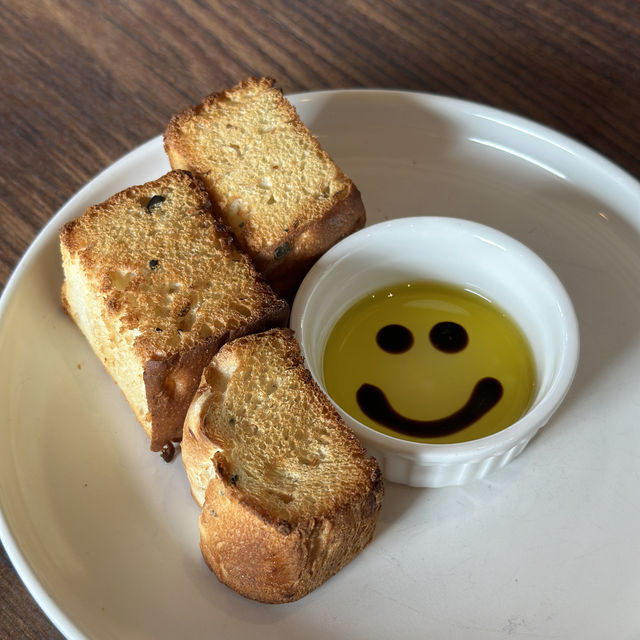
[323,281,537,444]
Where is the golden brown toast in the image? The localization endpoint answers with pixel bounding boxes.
[182,328,383,603]
[163,77,366,300]
[60,170,288,453]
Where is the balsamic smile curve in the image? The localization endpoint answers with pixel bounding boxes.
[356,377,503,438]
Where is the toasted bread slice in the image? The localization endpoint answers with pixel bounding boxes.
[182,328,383,603]
[163,77,366,299]
[60,171,288,452]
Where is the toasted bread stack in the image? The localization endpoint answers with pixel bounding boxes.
[182,328,383,603]
[60,78,381,602]
[164,77,365,299]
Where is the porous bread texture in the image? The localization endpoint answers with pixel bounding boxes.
[182,328,383,603]
[60,171,288,451]
[163,77,366,299]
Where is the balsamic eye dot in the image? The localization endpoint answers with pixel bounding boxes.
[376,324,414,353]
[430,321,468,353]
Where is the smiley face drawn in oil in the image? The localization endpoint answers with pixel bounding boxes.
[322,281,536,444]
[356,321,503,438]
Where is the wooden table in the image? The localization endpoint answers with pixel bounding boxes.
[1,1,638,637]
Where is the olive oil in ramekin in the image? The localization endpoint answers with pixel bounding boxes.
[323,281,537,444]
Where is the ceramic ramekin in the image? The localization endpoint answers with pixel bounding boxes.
[290,217,579,487]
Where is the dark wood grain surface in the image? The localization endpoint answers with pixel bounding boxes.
[1,1,638,637]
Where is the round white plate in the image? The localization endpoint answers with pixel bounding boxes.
[2,90,640,639]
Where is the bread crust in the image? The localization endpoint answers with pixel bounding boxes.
[258,182,366,299]
[182,328,383,603]
[199,459,382,603]
[163,78,366,301]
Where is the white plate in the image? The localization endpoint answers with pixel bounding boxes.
[2,90,640,639]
